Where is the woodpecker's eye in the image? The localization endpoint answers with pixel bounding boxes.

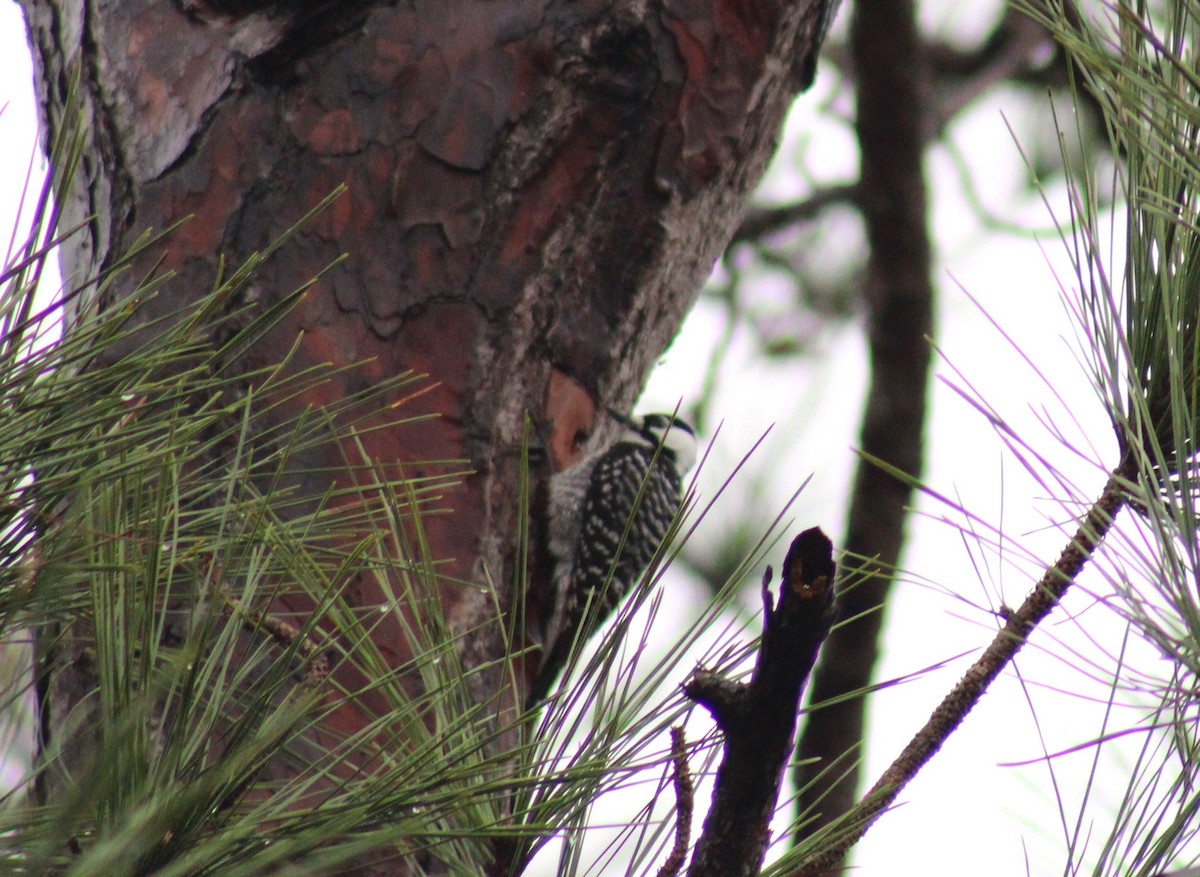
[571,429,589,454]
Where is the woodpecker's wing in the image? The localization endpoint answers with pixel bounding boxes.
[530,442,684,706]
[571,444,682,615]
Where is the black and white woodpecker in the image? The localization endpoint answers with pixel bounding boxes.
[528,412,697,707]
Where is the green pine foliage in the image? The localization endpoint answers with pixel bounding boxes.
[0,97,757,877]
[1004,1,1200,872]
[16,3,1200,874]
[0,110,515,875]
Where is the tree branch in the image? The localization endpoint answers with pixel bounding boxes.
[685,528,835,877]
[926,7,1057,138]
[794,469,1129,875]
[656,726,694,877]
[726,3,1098,263]
[730,184,861,245]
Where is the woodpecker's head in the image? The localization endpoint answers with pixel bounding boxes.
[634,413,697,473]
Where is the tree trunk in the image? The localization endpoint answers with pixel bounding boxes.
[19,0,834,871]
[792,0,933,868]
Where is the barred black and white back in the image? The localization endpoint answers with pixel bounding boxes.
[530,413,696,707]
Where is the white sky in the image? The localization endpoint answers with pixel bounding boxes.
[635,6,1154,873]
[639,95,1143,876]
[0,1,1186,875]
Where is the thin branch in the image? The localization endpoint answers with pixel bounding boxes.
[656,726,694,877]
[794,468,1129,875]
[685,528,836,877]
[727,3,1099,262]
[730,185,860,245]
[927,7,1058,138]
[213,564,331,689]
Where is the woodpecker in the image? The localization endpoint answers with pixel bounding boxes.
[529,412,697,707]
